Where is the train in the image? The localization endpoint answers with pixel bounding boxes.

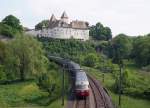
[48,55,90,97]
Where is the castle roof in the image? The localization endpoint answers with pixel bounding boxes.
[61,11,68,19]
[48,12,89,29]
[50,14,57,22]
[71,20,89,29]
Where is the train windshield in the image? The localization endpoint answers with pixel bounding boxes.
[76,85,88,89]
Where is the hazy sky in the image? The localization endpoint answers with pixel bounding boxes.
[0,0,150,36]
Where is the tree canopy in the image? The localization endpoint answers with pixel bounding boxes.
[35,20,49,30]
[83,53,99,67]
[2,15,23,31]
[89,22,112,41]
[111,34,132,63]
[132,35,150,66]
[0,15,23,37]
[4,35,48,81]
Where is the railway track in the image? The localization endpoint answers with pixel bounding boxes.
[67,89,90,108]
[67,75,114,108]
[74,98,89,108]
[88,75,114,108]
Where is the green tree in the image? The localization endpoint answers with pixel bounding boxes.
[83,53,98,67]
[35,20,49,30]
[132,35,150,66]
[5,35,48,81]
[111,34,132,63]
[2,15,23,31]
[89,22,112,41]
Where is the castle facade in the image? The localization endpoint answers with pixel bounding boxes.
[27,12,89,41]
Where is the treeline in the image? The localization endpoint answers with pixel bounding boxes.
[100,34,150,68]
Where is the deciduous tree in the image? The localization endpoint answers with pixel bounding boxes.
[5,35,48,81]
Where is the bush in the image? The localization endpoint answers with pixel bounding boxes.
[19,83,43,101]
[83,53,98,67]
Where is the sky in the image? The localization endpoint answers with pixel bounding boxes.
[0,0,150,36]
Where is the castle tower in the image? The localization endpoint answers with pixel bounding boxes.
[61,11,69,23]
[50,14,57,22]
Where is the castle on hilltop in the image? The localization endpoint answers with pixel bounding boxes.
[26,11,89,41]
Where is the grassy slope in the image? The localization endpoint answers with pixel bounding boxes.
[83,65,150,108]
[0,80,68,108]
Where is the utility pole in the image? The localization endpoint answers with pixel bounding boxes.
[102,54,105,83]
[118,49,123,108]
[118,63,123,107]
[62,64,65,106]
[102,73,104,83]
[114,44,123,108]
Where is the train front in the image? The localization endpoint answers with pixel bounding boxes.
[75,72,90,97]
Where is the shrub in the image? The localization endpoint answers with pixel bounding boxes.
[19,83,43,101]
[83,53,98,67]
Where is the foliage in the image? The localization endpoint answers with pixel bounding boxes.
[0,41,7,81]
[132,35,150,66]
[0,81,49,107]
[113,67,150,99]
[111,34,132,63]
[83,53,99,67]
[0,15,23,37]
[19,83,44,101]
[37,62,62,96]
[0,23,19,38]
[0,41,7,64]
[36,61,70,106]
[89,22,112,41]
[2,15,23,31]
[35,20,49,30]
[4,35,49,81]
[0,61,69,107]
[39,38,96,63]
[0,65,7,81]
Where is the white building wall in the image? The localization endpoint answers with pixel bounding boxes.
[26,30,41,37]
[26,27,89,41]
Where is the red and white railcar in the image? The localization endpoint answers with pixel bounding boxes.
[75,71,89,97]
